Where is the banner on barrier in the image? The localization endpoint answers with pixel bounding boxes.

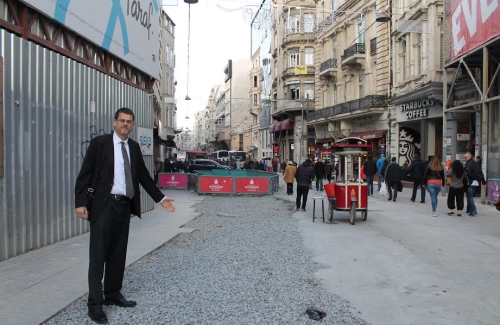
[159,173,188,188]
[199,176,233,193]
[235,178,269,193]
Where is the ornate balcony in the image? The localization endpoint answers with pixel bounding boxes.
[281,66,314,79]
[341,43,366,66]
[282,32,314,47]
[319,58,338,79]
[308,95,387,122]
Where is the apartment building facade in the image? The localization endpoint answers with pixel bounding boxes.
[308,0,390,161]
[390,0,445,165]
[270,0,317,163]
[152,10,178,159]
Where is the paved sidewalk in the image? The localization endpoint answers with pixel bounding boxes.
[0,190,204,325]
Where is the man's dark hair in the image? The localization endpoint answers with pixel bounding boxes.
[391,157,396,162]
[114,107,135,121]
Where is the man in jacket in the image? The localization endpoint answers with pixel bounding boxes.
[407,154,426,203]
[295,159,315,211]
[376,153,387,191]
[385,157,402,202]
[363,155,377,196]
[464,152,482,216]
[154,157,164,186]
[314,158,325,191]
[75,108,176,324]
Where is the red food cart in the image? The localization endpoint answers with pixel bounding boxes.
[326,137,369,225]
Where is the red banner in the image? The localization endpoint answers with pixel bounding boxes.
[235,178,269,193]
[159,173,188,188]
[451,0,500,60]
[198,176,233,193]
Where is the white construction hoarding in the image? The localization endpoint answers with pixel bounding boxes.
[21,0,161,77]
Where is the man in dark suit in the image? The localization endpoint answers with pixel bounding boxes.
[75,108,175,324]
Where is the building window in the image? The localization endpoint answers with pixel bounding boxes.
[333,36,338,59]
[333,84,337,105]
[305,48,314,66]
[291,87,300,100]
[358,70,364,98]
[253,94,258,106]
[304,14,314,33]
[288,15,300,34]
[401,40,407,82]
[357,18,365,44]
[332,0,338,10]
[417,33,423,75]
[253,75,258,87]
[289,49,300,67]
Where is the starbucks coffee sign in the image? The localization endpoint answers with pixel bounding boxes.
[399,99,436,120]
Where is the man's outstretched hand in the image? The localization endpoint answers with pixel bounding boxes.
[161,198,175,212]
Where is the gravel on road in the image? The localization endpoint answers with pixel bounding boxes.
[44,196,370,325]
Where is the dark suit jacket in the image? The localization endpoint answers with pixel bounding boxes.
[75,134,164,222]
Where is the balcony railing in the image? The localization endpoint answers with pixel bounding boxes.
[370,37,377,54]
[320,58,338,72]
[341,43,366,61]
[308,95,387,121]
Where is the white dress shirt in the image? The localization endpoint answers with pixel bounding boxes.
[110,132,130,196]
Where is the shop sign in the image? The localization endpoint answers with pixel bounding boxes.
[379,144,386,154]
[273,145,279,153]
[291,143,294,150]
[399,99,435,119]
[457,133,470,141]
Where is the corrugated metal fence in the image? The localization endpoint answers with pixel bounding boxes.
[0,30,155,262]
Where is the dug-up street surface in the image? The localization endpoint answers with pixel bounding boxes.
[0,184,499,325]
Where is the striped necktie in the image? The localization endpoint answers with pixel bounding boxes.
[121,141,134,199]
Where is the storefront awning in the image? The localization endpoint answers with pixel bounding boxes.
[348,129,387,140]
[155,136,176,147]
[269,121,280,133]
[279,118,294,131]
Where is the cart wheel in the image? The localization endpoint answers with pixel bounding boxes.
[349,202,356,225]
[361,210,367,221]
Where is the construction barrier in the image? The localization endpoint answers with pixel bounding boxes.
[195,169,279,195]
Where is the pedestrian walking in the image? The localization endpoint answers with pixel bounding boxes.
[380,159,389,186]
[325,161,333,184]
[446,160,466,217]
[283,161,297,195]
[295,159,315,211]
[314,158,325,191]
[464,152,482,216]
[74,107,176,324]
[407,154,426,203]
[376,153,387,191]
[363,154,377,196]
[385,157,402,202]
[422,156,445,217]
[154,157,164,186]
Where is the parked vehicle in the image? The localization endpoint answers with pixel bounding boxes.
[188,159,230,173]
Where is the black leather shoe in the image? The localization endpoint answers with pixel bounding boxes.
[88,307,108,324]
[387,197,392,201]
[104,296,137,308]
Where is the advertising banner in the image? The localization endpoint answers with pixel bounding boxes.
[198,176,233,193]
[451,0,500,61]
[235,178,269,193]
[137,127,153,155]
[21,0,161,77]
[159,173,188,188]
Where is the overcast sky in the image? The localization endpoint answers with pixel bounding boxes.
[162,0,264,129]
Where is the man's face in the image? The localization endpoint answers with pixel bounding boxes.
[464,153,471,161]
[113,113,134,138]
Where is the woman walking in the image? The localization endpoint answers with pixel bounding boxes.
[422,156,446,217]
[446,160,466,217]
